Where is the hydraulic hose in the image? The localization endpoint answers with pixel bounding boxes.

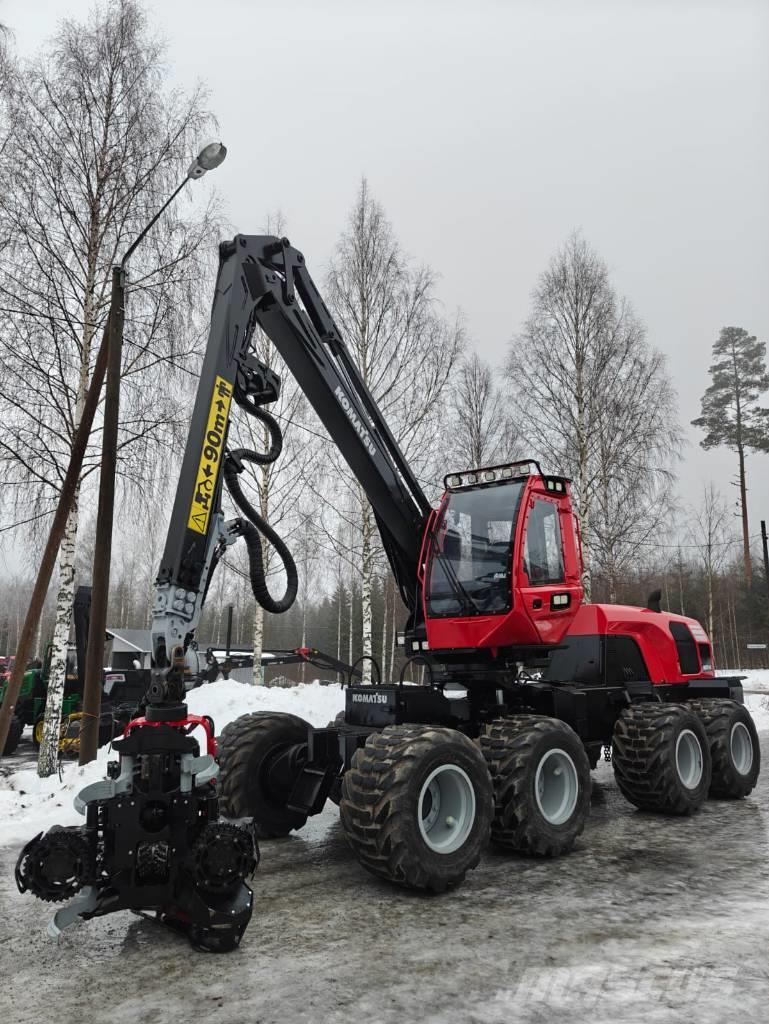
[222,400,298,614]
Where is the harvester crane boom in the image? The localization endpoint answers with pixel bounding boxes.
[151,235,430,689]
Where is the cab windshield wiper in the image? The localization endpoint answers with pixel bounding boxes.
[431,545,482,615]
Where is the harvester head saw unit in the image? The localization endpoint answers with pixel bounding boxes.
[15,707,258,952]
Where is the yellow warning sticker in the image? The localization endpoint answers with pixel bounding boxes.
[187,375,233,535]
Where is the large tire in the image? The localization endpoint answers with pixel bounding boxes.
[480,716,591,856]
[687,699,760,799]
[217,712,310,838]
[612,703,711,814]
[340,724,492,892]
[3,714,22,755]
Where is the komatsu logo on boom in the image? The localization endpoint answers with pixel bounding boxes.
[334,386,377,458]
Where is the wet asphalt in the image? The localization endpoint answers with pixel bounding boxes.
[1,737,768,1024]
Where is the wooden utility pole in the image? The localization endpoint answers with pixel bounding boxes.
[78,268,125,763]
[761,521,769,629]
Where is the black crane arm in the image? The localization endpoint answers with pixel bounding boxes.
[242,235,431,596]
[151,235,431,683]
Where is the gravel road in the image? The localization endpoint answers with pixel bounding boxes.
[1,736,768,1024]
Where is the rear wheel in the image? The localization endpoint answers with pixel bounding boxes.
[612,703,711,814]
[217,712,310,837]
[480,717,591,856]
[340,724,492,891]
[687,699,760,798]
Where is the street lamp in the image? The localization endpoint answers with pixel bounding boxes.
[77,143,227,766]
[187,141,227,179]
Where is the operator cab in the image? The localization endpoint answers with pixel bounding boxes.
[423,460,584,653]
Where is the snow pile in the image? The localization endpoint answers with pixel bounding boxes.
[186,678,344,731]
[0,746,113,846]
[0,681,343,847]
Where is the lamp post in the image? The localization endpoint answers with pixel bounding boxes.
[76,143,227,766]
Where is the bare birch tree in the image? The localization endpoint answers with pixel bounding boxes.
[324,178,463,681]
[449,351,519,469]
[689,483,734,642]
[505,232,680,599]
[590,343,680,602]
[0,0,218,774]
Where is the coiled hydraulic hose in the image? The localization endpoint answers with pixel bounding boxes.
[222,395,298,614]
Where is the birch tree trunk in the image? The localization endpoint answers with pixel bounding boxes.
[390,602,397,682]
[348,585,354,666]
[301,604,307,683]
[252,603,265,686]
[33,612,42,663]
[38,274,95,776]
[360,501,373,683]
[380,576,388,681]
[252,455,272,686]
[37,500,79,776]
[336,587,342,662]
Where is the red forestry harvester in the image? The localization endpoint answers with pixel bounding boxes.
[16,235,760,950]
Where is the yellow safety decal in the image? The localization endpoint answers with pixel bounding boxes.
[187,375,233,535]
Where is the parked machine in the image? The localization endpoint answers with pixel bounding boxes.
[1,587,92,755]
[17,233,761,949]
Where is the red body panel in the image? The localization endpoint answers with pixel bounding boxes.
[565,604,714,683]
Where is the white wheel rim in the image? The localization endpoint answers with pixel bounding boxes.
[731,722,753,776]
[534,748,579,825]
[675,729,704,789]
[417,764,476,854]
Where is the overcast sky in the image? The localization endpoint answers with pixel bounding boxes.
[4,0,769,547]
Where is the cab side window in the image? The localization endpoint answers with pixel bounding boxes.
[524,500,564,584]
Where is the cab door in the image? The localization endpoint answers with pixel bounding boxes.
[518,495,580,643]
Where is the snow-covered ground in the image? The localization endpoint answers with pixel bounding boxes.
[1,677,766,848]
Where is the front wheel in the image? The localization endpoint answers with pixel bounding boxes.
[217,712,310,838]
[340,724,492,892]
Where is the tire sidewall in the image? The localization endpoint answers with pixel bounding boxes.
[709,702,760,797]
[508,727,591,847]
[665,710,711,810]
[373,732,492,883]
[219,713,308,833]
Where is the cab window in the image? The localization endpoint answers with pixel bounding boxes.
[523,500,564,585]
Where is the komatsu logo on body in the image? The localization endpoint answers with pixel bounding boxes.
[351,692,390,704]
[334,386,377,458]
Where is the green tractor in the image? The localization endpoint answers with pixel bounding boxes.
[1,587,91,755]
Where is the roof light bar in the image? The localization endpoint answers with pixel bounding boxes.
[443,459,545,491]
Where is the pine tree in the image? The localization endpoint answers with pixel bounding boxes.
[692,327,769,586]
